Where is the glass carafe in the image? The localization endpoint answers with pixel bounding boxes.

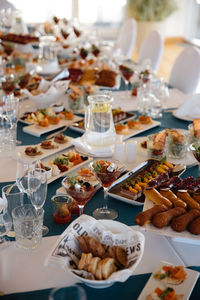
[84,94,116,148]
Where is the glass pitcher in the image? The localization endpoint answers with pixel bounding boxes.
[84,94,116,148]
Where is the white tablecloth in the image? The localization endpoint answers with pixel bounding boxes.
[1,226,198,295]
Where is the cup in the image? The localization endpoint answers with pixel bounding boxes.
[125,140,137,163]
[12,204,44,250]
[49,285,87,300]
[67,87,84,113]
[2,184,24,237]
[147,134,165,159]
[113,142,125,162]
[167,131,188,159]
[51,194,72,224]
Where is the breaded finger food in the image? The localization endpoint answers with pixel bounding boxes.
[134,204,168,226]
[144,188,173,208]
[152,207,186,228]
[171,209,200,232]
[188,216,200,235]
[176,191,200,210]
[159,189,187,208]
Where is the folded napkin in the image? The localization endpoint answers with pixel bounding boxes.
[175,94,200,119]
[71,136,113,157]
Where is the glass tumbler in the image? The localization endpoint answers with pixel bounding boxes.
[51,194,72,224]
[12,204,44,250]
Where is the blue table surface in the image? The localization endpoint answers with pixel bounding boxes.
[1,101,200,299]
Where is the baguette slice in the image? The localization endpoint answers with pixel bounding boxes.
[78,253,87,270]
[88,257,101,275]
[95,260,103,280]
[102,258,117,280]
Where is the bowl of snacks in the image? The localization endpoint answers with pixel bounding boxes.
[147,132,166,160]
[166,129,188,159]
[188,119,200,144]
[46,215,145,289]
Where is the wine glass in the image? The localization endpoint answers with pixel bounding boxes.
[189,142,200,177]
[16,157,35,198]
[0,208,12,249]
[90,160,125,220]
[62,175,96,215]
[119,62,134,91]
[28,167,49,236]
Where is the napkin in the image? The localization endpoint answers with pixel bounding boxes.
[71,135,113,157]
[175,93,200,119]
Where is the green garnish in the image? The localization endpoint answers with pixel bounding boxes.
[54,156,69,165]
[92,162,101,173]
[68,176,77,187]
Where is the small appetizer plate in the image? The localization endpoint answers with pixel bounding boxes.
[22,115,83,137]
[138,261,199,300]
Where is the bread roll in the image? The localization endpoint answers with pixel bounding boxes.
[159,189,187,208]
[144,188,173,208]
[88,257,101,275]
[177,191,200,210]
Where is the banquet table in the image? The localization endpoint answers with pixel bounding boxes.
[1,95,200,299]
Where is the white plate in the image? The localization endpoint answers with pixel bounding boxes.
[13,135,73,163]
[138,261,199,300]
[22,115,83,137]
[172,110,199,122]
[134,132,197,168]
[119,120,161,141]
[143,198,200,244]
[69,219,145,289]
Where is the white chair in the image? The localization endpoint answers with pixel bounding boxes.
[168,46,200,94]
[114,18,137,59]
[138,30,164,72]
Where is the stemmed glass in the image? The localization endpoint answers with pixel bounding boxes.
[16,158,35,198]
[189,142,200,177]
[119,62,134,91]
[90,160,125,220]
[62,175,96,215]
[28,168,49,236]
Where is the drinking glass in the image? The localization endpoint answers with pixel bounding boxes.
[49,285,87,300]
[0,208,12,249]
[90,160,125,220]
[16,158,35,197]
[28,168,49,236]
[119,63,134,90]
[189,142,200,177]
[2,183,24,237]
[62,176,96,215]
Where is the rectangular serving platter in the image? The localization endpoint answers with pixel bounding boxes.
[138,261,199,300]
[69,111,137,134]
[22,115,83,137]
[107,159,158,206]
[142,198,200,243]
[13,135,73,164]
[41,147,93,184]
[107,159,185,207]
[120,119,161,141]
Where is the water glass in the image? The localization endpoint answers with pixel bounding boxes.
[0,95,19,156]
[49,285,87,300]
[12,204,44,250]
[2,184,24,237]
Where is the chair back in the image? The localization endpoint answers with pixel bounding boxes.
[168,46,200,94]
[115,18,137,59]
[138,30,164,72]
